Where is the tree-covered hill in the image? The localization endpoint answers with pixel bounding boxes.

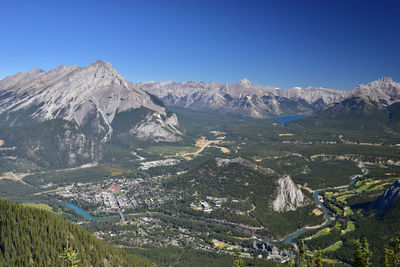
[0,119,132,172]
[0,198,155,266]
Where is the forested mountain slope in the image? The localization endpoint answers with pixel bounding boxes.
[0,198,155,266]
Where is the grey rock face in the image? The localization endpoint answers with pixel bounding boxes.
[314,77,400,117]
[0,60,183,142]
[371,180,400,210]
[142,79,349,118]
[51,124,103,166]
[349,77,400,108]
[131,112,182,142]
[272,175,305,212]
[1,119,104,169]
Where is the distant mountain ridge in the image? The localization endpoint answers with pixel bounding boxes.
[350,77,400,107]
[141,78,349,118]
[0,60,183,143]
[290,77,400,135]
[315,77,400,117]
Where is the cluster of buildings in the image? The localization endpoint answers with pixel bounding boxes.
[53,175,180,215]
[190,196,228,213]
[139,159,180,170]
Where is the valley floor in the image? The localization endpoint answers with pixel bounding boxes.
[1,108,400,266]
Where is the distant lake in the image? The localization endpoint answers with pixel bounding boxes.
[271,114,311,123]
[64,202,111,220]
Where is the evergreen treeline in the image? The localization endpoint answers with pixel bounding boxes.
[287,235,400,267]
[0,198,155,266]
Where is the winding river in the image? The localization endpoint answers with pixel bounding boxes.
[64,202,113,221]
[277,164,369,244]
[63,165,369,245]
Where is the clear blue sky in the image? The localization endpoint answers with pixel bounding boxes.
[1,0,399,90]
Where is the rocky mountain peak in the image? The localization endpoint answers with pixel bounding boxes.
[372,77,397,89]
[84,60,120,77]
[238,78,252,86]
[378,77,394,83]
[349,77,400,106]
[89,59,114,69]
[0,60,183,143]
[27,68,45,75]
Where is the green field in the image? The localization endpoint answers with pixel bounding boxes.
[1,107,400,266]
[322,241,343,253]
[145,145,197,155]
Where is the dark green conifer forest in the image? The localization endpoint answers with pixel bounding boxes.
[0,198,155,266]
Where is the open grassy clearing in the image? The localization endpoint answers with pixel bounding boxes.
[336,193,355,204]
[343,206,353,216]
[321,241,343,253]
[341,221,355,235]
[145,145,197,156]
[304,227,332,240]
[334,222,342,231]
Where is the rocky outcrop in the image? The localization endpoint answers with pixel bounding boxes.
[142,78,349,118]
[371,180,400,210]
[272,175,305,212]
[0,60,183,143]
[131,112,182,142]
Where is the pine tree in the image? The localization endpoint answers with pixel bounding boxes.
[315,248,323,267]
[306,256,315,266]
[352,238,372,267]
[287,243,322,267]
[384,248,392,267]
[233,249,245,267]
[286,258,295,267]
[60,240,80,267]
[383,233,400,267]
[298,240,307,267]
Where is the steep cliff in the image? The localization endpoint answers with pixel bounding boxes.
[371,180,400,210]
[272,175,305,212]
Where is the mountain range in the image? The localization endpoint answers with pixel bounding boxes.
[0,60,183,143]
[0,61,184,169]
[142,78,349,118]
[298,77,400,133]
[2,60,398,131]
[143,77,400,120]
[1,61,399,169]
[318,77,400,117]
